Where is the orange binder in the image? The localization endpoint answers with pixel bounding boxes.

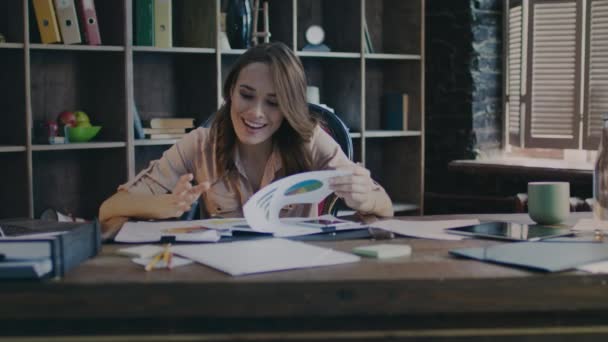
[32,0,62,44]
[53,0,82,44]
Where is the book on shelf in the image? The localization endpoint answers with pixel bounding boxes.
[76,0,101,45]
[364,18,374,54]
[154,0,173,48]
[382,92,409,131]
[146,133,188,140]
[0,218,101,279]
[53,0,82,44]
[134,0,154,46]
[144,118,195,129]
[143,127,187,134]
[132,102,145,139]
[32,0,62,44]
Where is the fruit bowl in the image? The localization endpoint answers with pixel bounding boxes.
[67,126,102,142]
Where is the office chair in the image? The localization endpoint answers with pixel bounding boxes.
[183,103,353,219]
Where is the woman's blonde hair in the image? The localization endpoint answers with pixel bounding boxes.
[210,42,317,179]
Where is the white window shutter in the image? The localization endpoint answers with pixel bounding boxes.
[525,0,581,148]
[584,0,608,149]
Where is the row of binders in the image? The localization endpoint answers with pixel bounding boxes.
[134,0,173,48]
[33,0,101,45]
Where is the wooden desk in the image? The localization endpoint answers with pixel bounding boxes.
[2,213,608,341]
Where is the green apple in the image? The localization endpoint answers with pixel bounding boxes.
[74,111,90,126]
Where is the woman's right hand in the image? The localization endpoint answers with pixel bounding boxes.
[157,174,210,219]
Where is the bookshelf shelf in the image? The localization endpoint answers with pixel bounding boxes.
[31,142,126,151]
[364,53,422,60]
[364,130,422,138]
[134,139,179,146]
[1,0,424,219]
[0,146,26,153]
[297,51,361,59]
[29,44,125,52]
[0,43,24,49]
[133,46,216,54]
[221,49,247,55]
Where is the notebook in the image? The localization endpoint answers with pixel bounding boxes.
[450,241,608,272]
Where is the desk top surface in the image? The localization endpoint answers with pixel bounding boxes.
[2,212,607,335]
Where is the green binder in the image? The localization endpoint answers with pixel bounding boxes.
[134,0,154,46]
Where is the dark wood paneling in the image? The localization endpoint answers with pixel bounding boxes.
[0,152,28,218]
[0,49,26,145]
[134,52,217,126]
[32,149,126,219]
[94,0,125,46]
[174,0,216,48]
[135,145,169,174]
[0,0,23,43]
[30,51,126,141]
[303,58,361,131]
[367,137,421,204]
[267,0,293,46]
[298,0,361,52]
[367,0,422,54]
[366,60,421,130]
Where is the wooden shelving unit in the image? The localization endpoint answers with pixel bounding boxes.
[0,0,424,219]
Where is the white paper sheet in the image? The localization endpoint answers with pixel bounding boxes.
[171,238,360,276]
[115,219,223,243]
[243,170,351,233]
[572,219,608,232]
[578,260,608,273]
[370,219,481,240]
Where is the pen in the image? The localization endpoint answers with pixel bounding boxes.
[145,250,163,271]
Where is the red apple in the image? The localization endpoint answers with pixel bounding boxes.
[57,111,77,128]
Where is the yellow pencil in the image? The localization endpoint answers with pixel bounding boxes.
[145,251,163,272]
[162,243,172,269]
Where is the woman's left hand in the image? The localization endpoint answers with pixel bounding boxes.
[329,163,377,213]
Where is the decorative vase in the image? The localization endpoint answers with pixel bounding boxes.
[225,0,252,49]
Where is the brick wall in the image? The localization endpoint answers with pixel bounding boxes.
[425,0,504,213]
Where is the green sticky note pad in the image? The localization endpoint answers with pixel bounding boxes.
[352,244,412,259]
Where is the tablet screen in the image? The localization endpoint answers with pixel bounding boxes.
[446,222,573,241]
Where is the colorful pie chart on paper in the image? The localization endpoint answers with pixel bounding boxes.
[284,179,323,196]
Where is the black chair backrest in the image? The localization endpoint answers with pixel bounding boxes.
[308,103,353,160]
[202,103,353,159]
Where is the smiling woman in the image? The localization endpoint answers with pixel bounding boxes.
[98,42,394,237]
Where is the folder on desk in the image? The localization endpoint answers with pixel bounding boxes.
[154,0,172,48]
[32,0,62,44]
[450,241,608,272]
[76,0,101,45]
[53,0,82,44]
[0,219,101,279]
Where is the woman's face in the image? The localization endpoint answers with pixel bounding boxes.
[229,62,284,147]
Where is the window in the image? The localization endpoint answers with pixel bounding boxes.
[505,0,608,150]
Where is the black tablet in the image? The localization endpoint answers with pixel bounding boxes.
[445,221,573,241]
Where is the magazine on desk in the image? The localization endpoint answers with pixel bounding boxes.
[115,170,368,243]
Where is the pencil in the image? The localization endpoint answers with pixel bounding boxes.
[145,251,163,271]
[162,243,172,269]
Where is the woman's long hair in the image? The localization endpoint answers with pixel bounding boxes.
[210,42,318,180]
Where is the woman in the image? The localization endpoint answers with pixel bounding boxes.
[99,42,393,236]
